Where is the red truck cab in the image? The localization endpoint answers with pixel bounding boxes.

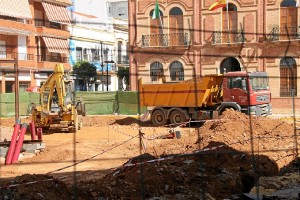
[222,71,272,116]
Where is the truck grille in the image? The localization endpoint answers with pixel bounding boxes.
[256,95,269,102]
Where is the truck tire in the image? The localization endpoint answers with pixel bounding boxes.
[151,109,167,126]
[169,109,188,125]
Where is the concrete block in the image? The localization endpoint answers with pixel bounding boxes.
[22,142,45,152]
[0,146,8,154]
[36,142,45,150]
[19,153,36,160]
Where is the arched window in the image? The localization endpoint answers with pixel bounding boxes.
[150,61,164,81]
[280,0,298,40]
[222,3,237,43]
[280,57,297,97]
[169,7,184,46]
[149,9,163,46]
[170,61,184,81]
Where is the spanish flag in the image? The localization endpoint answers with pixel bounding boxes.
[209,0,227,11]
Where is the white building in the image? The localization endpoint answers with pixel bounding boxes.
[69,0,129,91]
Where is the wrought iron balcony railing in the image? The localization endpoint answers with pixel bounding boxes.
[266,26,300,41]
[210,30,245,44]
[35,19,68,31]
[117,55,129,65]
[37,55,69,63]
[142,32,189,47]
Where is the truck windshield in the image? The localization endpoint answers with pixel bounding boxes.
[250,76,269,91]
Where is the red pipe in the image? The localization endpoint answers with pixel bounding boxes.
[29,121,36,140]
[37,128,43,140]
[5,119,21,165]
[11,123,28,164]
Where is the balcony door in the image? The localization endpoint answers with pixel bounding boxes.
[150,9,163,46]
[222,4,237,43]
[280,1,297,40]
[169,7,183,46]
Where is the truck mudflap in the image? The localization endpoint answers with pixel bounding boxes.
[246,103,272,116]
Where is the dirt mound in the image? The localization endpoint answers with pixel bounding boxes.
[76,110,298,199]
[0,110,298,199]
[79,143,279,200]
[0,174,92,200]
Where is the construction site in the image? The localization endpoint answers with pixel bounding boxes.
[0,108,299,200]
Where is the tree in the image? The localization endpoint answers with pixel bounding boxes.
[117,67,129,91]
[72,61,97,91]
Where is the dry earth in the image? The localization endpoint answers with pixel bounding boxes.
[0,110,299,200]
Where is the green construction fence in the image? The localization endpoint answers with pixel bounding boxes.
[0,91,145,117]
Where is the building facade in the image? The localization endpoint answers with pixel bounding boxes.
[0,0,72,93]
[129,0,300,107]
[70,0,129,91]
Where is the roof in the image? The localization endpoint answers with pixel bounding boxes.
[72,11,97,19]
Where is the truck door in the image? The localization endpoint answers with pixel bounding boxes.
[223,76,248,106]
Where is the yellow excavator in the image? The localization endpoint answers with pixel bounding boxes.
[31,64,86,133]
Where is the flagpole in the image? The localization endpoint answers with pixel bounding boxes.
[227,0,230,43]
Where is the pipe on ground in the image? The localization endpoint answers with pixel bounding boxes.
[5,119,21,165]
[11,123,28,164]
[29,121,36,140]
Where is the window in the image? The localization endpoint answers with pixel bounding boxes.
[280,57,297,97]
[76,47,82,61]
[228,77,247,91]
[118,41,122,64]
[169,7,183,46]
[280,0,297,40]
[170,61,184,81]
[150,62,163,81]
[222,3,237,43]
[19,81,30,92]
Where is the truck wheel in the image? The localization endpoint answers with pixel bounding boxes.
[170,109,188,125]
[151,109,167,126]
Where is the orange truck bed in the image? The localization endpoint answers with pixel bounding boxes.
[139,74,224,108]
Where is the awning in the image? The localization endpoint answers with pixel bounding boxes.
[42,1,71,24]
[42,37,69,54]
[0,0,32,19]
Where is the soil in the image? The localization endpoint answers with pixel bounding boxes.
[0,110,299,200]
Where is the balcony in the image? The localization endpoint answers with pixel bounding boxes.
[37,55,69,63]
[142,33,189,47]
[266,26,300,41]
[117,55,129,65]
[0,18,35,34]
[35,19,70,38]
[0,51,34,60]
[209,30,245,44]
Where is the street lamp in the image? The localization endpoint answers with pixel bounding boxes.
[103,60,115,91]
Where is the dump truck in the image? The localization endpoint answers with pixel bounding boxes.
[139,71,272,126]
[31,64,86,133]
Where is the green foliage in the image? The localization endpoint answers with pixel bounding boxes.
[117,67,129,85]
[72,61,97,79]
